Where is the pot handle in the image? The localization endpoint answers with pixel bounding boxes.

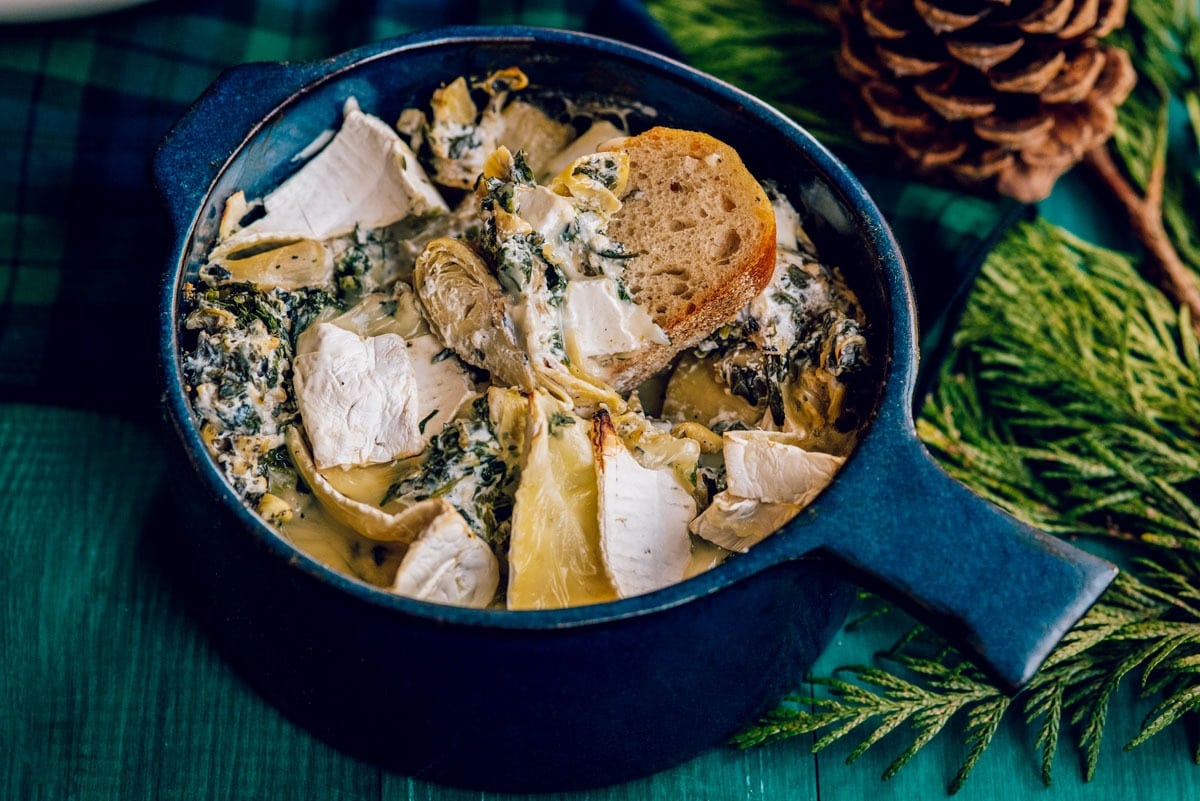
[152,61,321,234]
[795,430,1116,691]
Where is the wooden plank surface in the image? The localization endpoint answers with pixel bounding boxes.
[2,403,1193,799]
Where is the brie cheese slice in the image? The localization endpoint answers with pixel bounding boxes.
[593,410,695,598]
[722,430,845,505]
[392,508,500,608]
[562,278,668,369]
[235,98,448,241]
[688,492,801,553]
[293,323,423,469]
[405,332,476,442]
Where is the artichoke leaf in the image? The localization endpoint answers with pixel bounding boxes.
[498,100,575,177]
[321,459,414,507]
[609,408,701,496]
[205,232,333,291]
[285,426,451,543]
[549,151,630,214]
[282,496,407,587]
[487,385,529,469]
[296,290,424,357]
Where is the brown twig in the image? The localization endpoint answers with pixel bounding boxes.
[1084,145,1200,336]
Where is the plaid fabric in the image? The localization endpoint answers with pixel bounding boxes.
[0,0,1017,417]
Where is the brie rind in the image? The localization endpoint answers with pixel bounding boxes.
[235,98,447,242]
[391,508,500,608]
[293,323,423,469]
[722,430,845,505]
[593,411,695,598]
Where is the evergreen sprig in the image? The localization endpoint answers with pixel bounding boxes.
[645,0,859,155]
[732,640,1011,794]
[735,559,1200,792]
[921,220,1200,551]
[734,217,1200,790]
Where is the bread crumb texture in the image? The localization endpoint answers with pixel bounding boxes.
[601,126,776,377]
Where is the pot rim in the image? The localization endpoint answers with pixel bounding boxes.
[157,24,915,632]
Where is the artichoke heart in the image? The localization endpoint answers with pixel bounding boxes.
[414,236,535,389]
[550,151,630,214]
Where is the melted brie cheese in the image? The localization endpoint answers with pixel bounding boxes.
[562,278,667,367]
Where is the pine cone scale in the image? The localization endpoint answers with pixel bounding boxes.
[1016,0,1076,35]
[945,35,1025,71]
[1092,0,1127,37]
[988,48,1066,93]
[912,0,990,34]
[1041,48,1107,104]
[1057,0,1101,40]
[973,111,1055,148]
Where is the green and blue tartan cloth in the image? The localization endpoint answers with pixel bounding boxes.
[0,0,1018,415]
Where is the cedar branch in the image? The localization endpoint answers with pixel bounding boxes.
[1083,146,1200,337]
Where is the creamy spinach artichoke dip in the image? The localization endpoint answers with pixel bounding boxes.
[181,68,869,609]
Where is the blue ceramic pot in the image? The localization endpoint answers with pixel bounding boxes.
[155,26,1115,792]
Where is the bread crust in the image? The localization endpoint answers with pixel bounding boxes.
[598,127,776,391]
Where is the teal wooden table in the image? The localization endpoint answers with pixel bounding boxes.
[1,1,1195,799]
[5,402,1190,799]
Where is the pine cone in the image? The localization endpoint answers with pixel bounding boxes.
[836,0,1136,201]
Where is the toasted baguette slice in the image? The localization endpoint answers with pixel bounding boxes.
[598,127,776,391]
